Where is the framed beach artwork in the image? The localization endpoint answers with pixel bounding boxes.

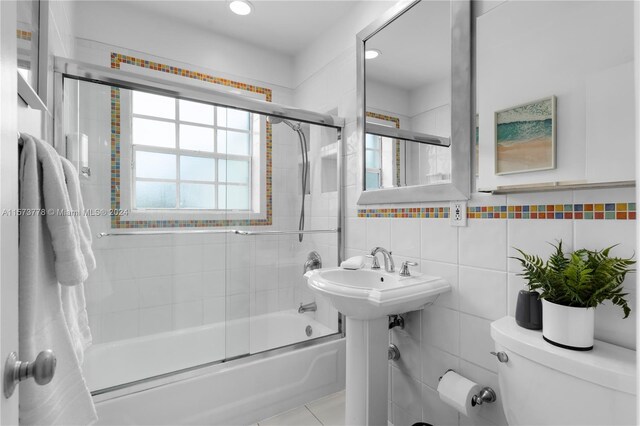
[494,96,556,175]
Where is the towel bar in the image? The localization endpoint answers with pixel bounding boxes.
[97,228,338,238]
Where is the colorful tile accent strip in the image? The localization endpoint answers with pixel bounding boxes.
[358,207,450,219]
[365,111,401,187]
[110,53,273,229]
[16,29,32,41]
[358,202,636,220]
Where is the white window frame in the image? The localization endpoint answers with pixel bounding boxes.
[365,134,382,190]
[118,89,267,222]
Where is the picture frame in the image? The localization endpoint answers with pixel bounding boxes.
[494,96,556,175]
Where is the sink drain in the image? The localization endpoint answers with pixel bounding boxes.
[305,325,313,337]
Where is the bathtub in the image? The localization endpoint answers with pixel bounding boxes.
[86,310,345,425]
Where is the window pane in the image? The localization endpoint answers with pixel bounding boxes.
[179,124,214,152]
[218,185,249,210]
[217,107,250,131]
[179,99,214,125]
[216,107,226,126]
[366,134,380,149]
[133,117,176,148]
[366,149,380,168]
[180,156,215,182]
[366,171,380,190]
[227,109,250,130]
[180,183,215,209]
[133,91,175,119]
[217,130,249,155]
[136,151,176,179]
[219,160,249,183]
[136,181,176,208]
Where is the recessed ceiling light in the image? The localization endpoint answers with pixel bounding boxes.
[229,0,253,16]
[365,49,381,60]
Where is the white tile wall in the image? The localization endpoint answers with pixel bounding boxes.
[347,189,636,426]
[77,64,341,348]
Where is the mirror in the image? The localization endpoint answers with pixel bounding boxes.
[357,0,470,204]
[17,0,41,94]
[476,1,635,192]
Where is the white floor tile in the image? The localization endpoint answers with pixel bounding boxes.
[259,406,322,426]
[306,390,346,426]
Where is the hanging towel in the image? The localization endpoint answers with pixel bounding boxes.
[18,133,97,426]
[60,156,95,365]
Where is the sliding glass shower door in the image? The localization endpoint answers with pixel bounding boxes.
[62,74,340,394]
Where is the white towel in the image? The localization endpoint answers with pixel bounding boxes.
[60,156,95,271]
[18,134,97,425]
[60,156,95,365]
[340,255,366,270]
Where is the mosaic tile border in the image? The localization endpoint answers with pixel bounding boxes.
[359,207,449,219]
[110,53,273,229]
[16,30,32,41]
[358,202,636,220]
[365,112,401,187]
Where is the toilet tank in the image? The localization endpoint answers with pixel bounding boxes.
[490,317,636,426]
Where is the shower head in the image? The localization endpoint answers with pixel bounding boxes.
[267,116,284,125]
[267,115,308,242]
[267,116,301,131]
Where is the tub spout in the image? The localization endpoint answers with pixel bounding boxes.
[298,301,317,313]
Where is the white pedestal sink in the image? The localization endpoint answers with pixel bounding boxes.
[306,268,450,425]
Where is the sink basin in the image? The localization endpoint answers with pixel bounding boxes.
[306,267,450,320]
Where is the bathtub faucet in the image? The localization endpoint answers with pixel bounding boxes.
[298,301,317,313]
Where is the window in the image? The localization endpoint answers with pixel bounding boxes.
[365,133,382,190]
[130,91,255,211]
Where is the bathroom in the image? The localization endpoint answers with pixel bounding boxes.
[0,0,637,425]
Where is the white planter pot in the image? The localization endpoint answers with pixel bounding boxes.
[542,299,595,350]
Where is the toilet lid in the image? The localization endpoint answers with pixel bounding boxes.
[490,317,636,395]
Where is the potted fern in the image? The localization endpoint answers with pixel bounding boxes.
[513,241,634,351]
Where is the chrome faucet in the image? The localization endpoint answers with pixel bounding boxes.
[303,251,322,274]
[298,301,317,313]
[370,247,395,273]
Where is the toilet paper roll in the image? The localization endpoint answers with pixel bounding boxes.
[437,370,482,416]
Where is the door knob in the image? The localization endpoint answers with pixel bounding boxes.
[4,350,57,398]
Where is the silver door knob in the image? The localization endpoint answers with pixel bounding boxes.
[490,351,509,363]
[4,350,57,398]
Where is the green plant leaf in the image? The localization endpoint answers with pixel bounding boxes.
[513,240,635,316]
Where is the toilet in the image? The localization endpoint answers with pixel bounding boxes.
[490,317,636,425]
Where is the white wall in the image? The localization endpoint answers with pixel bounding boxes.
[293,1,637,425]
[70,0,293,89]
[367,79,412,119]
[293,1,395,88]
[476,1,635,189]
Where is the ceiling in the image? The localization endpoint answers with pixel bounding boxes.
[366,0,450,91]
[121,0,361,56]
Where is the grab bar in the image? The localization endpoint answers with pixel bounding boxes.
[96,228,337,238]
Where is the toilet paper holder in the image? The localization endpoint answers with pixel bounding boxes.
[471,387,496,406]
[439,369,497,407]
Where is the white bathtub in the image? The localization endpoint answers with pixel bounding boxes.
[86,310,345,425]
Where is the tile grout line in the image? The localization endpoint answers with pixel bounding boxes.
[304,404,325,425]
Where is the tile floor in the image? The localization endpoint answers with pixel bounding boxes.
[256,391,346,426]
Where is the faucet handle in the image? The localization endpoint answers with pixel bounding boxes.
[366,254,381,269]
[399,261,418,277]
